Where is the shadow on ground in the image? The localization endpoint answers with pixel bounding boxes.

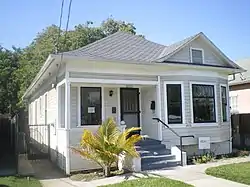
[31,159,65,180]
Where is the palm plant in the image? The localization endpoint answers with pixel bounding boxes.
[71,117,142,177]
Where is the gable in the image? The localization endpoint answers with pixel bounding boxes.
[167,37,230,67]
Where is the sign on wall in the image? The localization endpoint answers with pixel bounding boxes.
[198,137,211,150]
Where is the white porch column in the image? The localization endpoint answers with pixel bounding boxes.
[156,76,163,140]
[65,72,71,175]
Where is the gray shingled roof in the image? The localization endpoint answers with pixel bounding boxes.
[61,31,198,63]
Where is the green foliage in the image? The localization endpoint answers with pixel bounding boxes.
[192,152,215,164]
[0,46,21,114]
[206,162,250,185]
[0,18,138,113]
[99,177,194,187]
[71,118,142,177]
[0,176,42,187]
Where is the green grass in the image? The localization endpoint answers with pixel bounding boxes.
[206,162,250,185]
[99,177,193,187]
[0,176,42,187]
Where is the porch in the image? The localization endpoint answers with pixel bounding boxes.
[56,74,163,172]
[57,78,162,140]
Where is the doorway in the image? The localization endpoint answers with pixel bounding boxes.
[120,88,140,131]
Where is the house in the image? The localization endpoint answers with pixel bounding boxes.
[229,59,250,148]
[229,58,249,114]
[23,31,243,174]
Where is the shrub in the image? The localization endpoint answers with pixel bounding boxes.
[71,118,142,177]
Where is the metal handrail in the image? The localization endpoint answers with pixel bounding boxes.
[152,117,195,166]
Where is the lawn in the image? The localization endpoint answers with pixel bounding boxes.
[206,162,250,185]
[99,177,193,187]
[0,176,42,187]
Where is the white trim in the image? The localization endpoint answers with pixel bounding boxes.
[189,81,218,127]
[77,86,81,126]
[220,83,230,123]
[101,86,105,122]
[156,76,162,140]
[139,87,142,129]
[57,79,66,87]
[76,85,104,127]
[65,71,70,175]
[163,81,186,128]
[117,88,121,124]
[190,47,204,64]
[69,78,158,85]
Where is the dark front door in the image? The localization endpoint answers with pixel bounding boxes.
[120,88,140,132]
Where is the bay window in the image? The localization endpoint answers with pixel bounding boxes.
[80,87,102,125]
[192,84,216,123]
[166,84,183,124]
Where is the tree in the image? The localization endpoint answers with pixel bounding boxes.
[71,118,142,177]
[12,18,139,108]
[101,18,136,35]
[0,46,20,114]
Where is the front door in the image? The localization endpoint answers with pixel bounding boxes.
[120,88,140,131]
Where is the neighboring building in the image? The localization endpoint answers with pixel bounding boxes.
[229,58,249,114]
[23,31,243,174]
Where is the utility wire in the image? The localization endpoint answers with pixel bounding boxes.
[55,0,65,54]
[60,0,73,62]
[55,0,73,86]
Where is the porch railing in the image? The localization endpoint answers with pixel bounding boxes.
[152,117,195,166]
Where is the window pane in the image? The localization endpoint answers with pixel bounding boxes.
[192,49,203,64]
[81,87,102,125]
[167,84,182,124]
[192,84,216,123]
[221,86,227,122]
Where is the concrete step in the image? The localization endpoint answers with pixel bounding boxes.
[135,138,161,146]
[138,149,171,157]
[141,154,176,164]
[141,160,180,171]
[135,144,166,151]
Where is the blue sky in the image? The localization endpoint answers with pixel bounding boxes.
[1,0,250,60]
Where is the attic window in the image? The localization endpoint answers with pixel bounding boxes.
[191,48,204,64]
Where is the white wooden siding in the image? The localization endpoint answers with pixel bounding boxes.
[168,37,229,67]
[141,86,158,139]
[70,87,78,127]
[160,75,229,147]
[104,87,119,123]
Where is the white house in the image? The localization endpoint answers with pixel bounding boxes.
[23,31,243,174]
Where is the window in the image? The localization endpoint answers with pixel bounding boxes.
[230,95,238,113]
[81,87,102,125]
[221,86,228,122]
[191,48,203,64]
[192,84,216,123]
[166,84,183,124]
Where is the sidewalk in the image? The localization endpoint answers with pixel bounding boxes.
[150,157,250,187]
[38,157,250,187]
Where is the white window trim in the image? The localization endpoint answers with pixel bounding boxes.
[163,81,186,128]
[77,85,104,127]
[220,84,230,123]
[190,47,204,64]
[190,82,218,127]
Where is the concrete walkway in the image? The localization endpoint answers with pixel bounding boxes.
[151,157,250,187]
[37,157,250,187]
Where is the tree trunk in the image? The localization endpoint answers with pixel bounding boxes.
[104,165,111,177]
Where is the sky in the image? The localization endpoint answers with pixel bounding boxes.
[1,0,250,60]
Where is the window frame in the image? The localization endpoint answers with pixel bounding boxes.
[190,47,204,64]
[220,84,229,122]
[79,86,103,126]
[164,81,185,127]
[190,82,218,126]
